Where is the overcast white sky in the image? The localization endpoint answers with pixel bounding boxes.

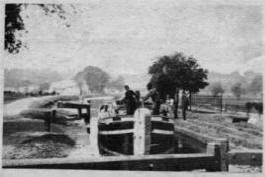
[4,0,265,78]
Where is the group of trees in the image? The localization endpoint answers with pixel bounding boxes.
[74,66,110,94]
[74,66,125,94]
[210,74,262,99]
[148,52,209,118]
[210,82,224,97]
[4,69,61,92]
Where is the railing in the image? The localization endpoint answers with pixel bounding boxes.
[191,94,263,113]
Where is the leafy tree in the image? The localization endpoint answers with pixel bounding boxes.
[148,52,208,118]
[149,73,176,99]
[74,66,110,94]
[247,75,262,96]
[5,4,24,53]
[210,82,224,97]
[181,57,208,108]
[5,4,74,53]
[231,82,245,99]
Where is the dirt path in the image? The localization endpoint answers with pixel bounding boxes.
[3,96,56,117]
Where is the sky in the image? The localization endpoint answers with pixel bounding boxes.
[4,0,265,78]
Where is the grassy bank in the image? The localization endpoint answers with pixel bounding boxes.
[177,110,263,150]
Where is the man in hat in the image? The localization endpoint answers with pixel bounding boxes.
[121,85,137,115]
[181,90,189,120]
[143,83,160,115]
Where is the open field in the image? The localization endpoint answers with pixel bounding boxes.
[177,109,262,151]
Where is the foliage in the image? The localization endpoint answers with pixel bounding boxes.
[245,102,263,114]
[210,82,224,97]
[231,82,245,99]
[5,4,24,53]
[149,73,176,99]
[5,4,74,53]
[247,75,262,96]
[148,52,208,100]
[204,71,262,98]
[74,66,110,94]
[182,57,209,93]
[4,69,62,89]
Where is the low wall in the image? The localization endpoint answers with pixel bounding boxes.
[175,122,229,171]
[3,153,218,171]
[3,125,229,171]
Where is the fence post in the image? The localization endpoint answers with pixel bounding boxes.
[78,108,82,119]
[85,105,91,134]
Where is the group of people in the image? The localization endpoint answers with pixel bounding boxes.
[120,83,190,120]
[120,83,160,115]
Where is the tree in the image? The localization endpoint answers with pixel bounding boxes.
[231,82,245,99]
[4,68,62,90]
[181,57,208,109]
[74,66,110,94]
[5,4,24,53]
[5,4,75,53]
[247,75,262,97]
[210,82,224,97]
[148,52,208,118]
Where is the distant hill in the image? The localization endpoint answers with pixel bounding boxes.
[4,69,62,89]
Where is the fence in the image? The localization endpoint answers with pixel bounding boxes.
[191,94,263,113]
[191,94,222,111]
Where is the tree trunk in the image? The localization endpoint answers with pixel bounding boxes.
[174,88,179,119]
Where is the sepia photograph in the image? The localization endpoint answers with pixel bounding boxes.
[1,0,264,174]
